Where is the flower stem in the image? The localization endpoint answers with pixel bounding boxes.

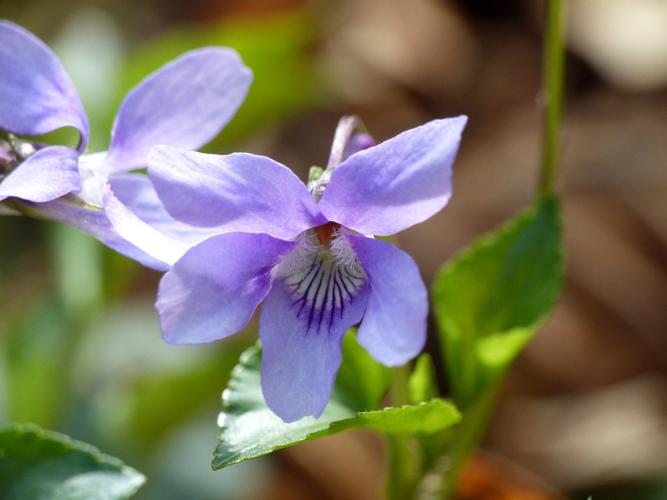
[539,0,567,195]
[386,364,418,500]
[392,364,410,406]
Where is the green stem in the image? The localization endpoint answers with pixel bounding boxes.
[393,364,410,406]
[539,0,567,195]
[386,364,418,500]
[438,386,500,499]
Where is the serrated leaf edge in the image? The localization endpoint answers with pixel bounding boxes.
[213,398,461,469]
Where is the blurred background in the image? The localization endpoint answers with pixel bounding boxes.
[1,0,666,498]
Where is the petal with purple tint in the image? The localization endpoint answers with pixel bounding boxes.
[0,21,88,150]
[347,234,427,366]
[107,173,219,249]
[0,146,80,202]
[343,132,375,161]
[102,182,189,268]
[259,234,369,422]
[157,233,294,344]
[320,116,467,236]
[106,48,252,171]
[149,147,326,239]
[25,197,170,270]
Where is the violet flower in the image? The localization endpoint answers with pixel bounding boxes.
[0,20,251,270]
[148,115,467,422]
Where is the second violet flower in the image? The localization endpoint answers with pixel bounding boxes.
[148,115,467,422]
[0,20,251,270]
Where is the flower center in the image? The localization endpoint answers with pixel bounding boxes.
[275,227,367,335]
[313,221,340,246]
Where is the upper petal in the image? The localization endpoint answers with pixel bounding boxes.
[149,147,326,239]
[0,21,88,150]
[106,48,252,171]
[319,116,467,236]
[0,146,80,202]
[157,232,294,344]
[346,234,427,366]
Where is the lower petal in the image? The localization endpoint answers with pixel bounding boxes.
[158,232,294,344]
[259,243,369,422]
[347,234,428,366]
[0,146,79,203]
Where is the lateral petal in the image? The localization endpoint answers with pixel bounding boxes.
[347,234,428,366]
[157,233,294,344]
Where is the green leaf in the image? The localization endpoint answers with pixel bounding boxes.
[0,423,145,500]
[432,195,563,406]
[325,399,460,435]
[408,353,438,404]
[213,336,460,469]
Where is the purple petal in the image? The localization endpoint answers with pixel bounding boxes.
[319,116,467,236]
[0,146,80,202]
[343,132,375,161]
[157,233,294,344]
[347,235,427,366]
[25,197,170,270]
[106,48,252,171]
[102,182,192,268]
[149,147,326,239]
[0,21,88,150]
[108,173,219,247]
[259,254,369,422]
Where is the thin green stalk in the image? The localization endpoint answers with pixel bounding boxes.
[392,364,410,406]
[386,364,419,500]
[539,0,567,195]
[434,385,500,499]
